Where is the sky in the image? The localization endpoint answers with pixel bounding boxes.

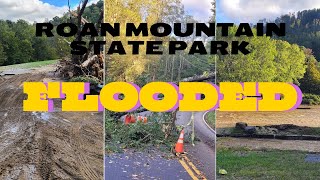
[0,0,99,23]
[217,0,320,23]
[0,0,320,23]
[3,0,320,24]
[181,0,212,22]
[0,0,214,23]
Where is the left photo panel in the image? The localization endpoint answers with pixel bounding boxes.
[0,0,104,179]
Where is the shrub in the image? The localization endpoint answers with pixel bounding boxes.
[302,93,320,105]
[69,76,100,86]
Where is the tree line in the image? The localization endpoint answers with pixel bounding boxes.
[0,0,103,66]
[217,9,320,97]
[0,20,66,65]
[273,9,320,61]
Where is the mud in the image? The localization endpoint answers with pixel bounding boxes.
[0,68,103,179]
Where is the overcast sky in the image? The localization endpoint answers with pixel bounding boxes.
[0,0,98,23]
[217,0,320,23]
[0,0,214,23]
[181,0,212,22]
[4,0,319,24]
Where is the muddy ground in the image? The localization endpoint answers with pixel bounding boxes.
[0,67,103,179]
[217,106,320,128]
[217,137,320,152]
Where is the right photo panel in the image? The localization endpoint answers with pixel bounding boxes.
[216,0,320,179]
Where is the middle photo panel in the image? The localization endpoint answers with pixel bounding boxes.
[104,0,216,179]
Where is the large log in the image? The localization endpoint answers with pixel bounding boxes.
[180,72,216,82]
[81,55,99,68]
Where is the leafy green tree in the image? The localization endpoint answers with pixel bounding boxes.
[273,40,306,83]
[218,27,277,82]
[0,44,7,65]
[217,27,306,83]
[17,40,34,63]
[0,1,102,66]
[32,37,58,61]
[299,49,320,94]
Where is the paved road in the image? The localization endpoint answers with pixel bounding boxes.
[105,151,192,180]
[176,112,216,180]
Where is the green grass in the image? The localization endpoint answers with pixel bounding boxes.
[217,147,320,180]
[205,111,215,129]
[0,60,58,71]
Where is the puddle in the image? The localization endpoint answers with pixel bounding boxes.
[9,127,18,134]
[32,112,51,121]
[305,154,320,163]
[0,69,32,75]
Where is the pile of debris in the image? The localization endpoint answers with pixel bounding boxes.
[55,0,104,83]
[56,54,104,82]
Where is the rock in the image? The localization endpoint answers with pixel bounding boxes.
[244,126,256,134]
[256,126,278,135]
[269,128,278,134]
[235,122,248,130]
[278,124,296,130]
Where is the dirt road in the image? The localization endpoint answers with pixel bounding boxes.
[0,67,103,179]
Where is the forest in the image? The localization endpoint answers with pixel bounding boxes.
[105,0,215,84]
[217,9,320,98]
[274,9,320,60]
[0,0,103,66]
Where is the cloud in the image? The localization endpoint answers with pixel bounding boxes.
[219,0,320,23]
[0,0,100,23]
[0,0,67,23]
[181,0,213,22]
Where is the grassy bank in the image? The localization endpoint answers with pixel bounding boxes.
[205,111,215,129]
[0,60,58,71]
[217,147,320,179]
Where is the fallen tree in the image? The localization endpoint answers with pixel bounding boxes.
[107,72,216,138]
[56,0,104,83]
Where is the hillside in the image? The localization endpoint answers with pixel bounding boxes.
[274,9,320,60]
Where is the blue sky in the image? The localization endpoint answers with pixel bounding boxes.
[216,0,233,23]
[0,0,212,23]
[40,0,78,7]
